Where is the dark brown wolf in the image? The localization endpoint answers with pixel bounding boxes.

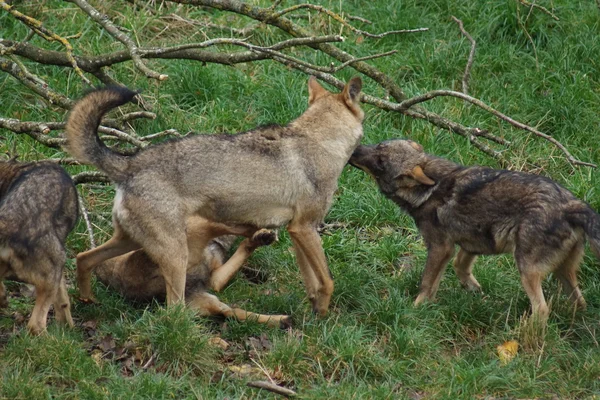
[65,77,364,316]
[0,160,78,334]
[349,139,600,320]
[94,219,290,327]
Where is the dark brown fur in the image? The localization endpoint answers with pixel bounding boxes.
[94,220,290,327]
[65,77,364,316]
[350,139,600,320]
[0,160,78,334]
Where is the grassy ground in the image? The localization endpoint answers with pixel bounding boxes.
[1,0,600,398]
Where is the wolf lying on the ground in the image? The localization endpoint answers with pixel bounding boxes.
[0,160,78,334]
[94,218,290,327]
[65,77,364,316]
[350,139,600,320]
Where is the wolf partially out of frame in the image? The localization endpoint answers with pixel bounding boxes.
[350,139,600,321]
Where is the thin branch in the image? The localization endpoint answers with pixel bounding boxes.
[77,194,96,248]
[516,1,539,70]
[517,0,559,20]
[160,14,257,36]
[247,381,297,398]
[451,16,476,95]
[68,0,168,81]
[0,57,73,108]
[0,0,92,85]
[140,129,182,141]
[97,126,146,148]
[393,90,596,168]
[268,4,428,38]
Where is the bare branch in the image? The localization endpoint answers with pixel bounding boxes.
[451,16,476,95]
[140,129,182,141]
[68,0,168,81]
[393,90,596,168]
[77,194,96,248]
[516,1,539,70]
[0,0,92,85]
[247,381,297,397]
[0,56,73,108]
[517,0,560,20]
[268,3,428,38]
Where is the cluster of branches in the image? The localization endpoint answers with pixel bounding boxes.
[0,0,594,175]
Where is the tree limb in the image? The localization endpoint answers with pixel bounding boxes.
[67,0,168,81]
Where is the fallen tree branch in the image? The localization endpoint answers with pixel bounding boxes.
[517,0,559,21]
[0,0,92,85]
[451,16,476,95]
[392,90,595,168]
[247,381,297,398]
[0,56,73,108]
[77,194,96,248]
[67,0,168,81]
[268,3,428,38]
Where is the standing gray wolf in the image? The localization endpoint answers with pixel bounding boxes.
[65,76,364,316]
[94,219,290,327]
[349,139,600,320]
[0,160,78,334]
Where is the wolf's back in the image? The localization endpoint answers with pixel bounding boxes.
[65,87,137,182]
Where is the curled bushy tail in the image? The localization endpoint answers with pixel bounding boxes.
[566,201,600,259]
[65,87,137,182]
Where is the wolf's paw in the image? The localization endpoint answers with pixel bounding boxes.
[78,296,97,305]
[279,316,293,329]
[250,229,277,247]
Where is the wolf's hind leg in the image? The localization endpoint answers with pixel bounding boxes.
[76,223,139,302]
[187,291,291,328]
[554,241,586,310]
[54,276,74,328]
[28,269,59,335]
[518,265,550,322]
[210,229,276,292]
[453,248,481,292]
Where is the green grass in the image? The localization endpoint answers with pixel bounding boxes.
[2,0,600,398]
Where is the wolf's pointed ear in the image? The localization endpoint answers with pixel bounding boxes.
[342,76,362,106]
[408,166,435,186]
[308,76,328,105]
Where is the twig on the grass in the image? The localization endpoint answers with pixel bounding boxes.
[78,194,96,248]
[247,381,297,398]
[451,16,476,95]
[141,352,156,370]
[517,0,559,20]
[267,3,428,38]
[516,1,539,70]
[0,0,92,86]
[68,0,168,81]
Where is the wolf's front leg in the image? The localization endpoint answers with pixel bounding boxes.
[414,242,455,306]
